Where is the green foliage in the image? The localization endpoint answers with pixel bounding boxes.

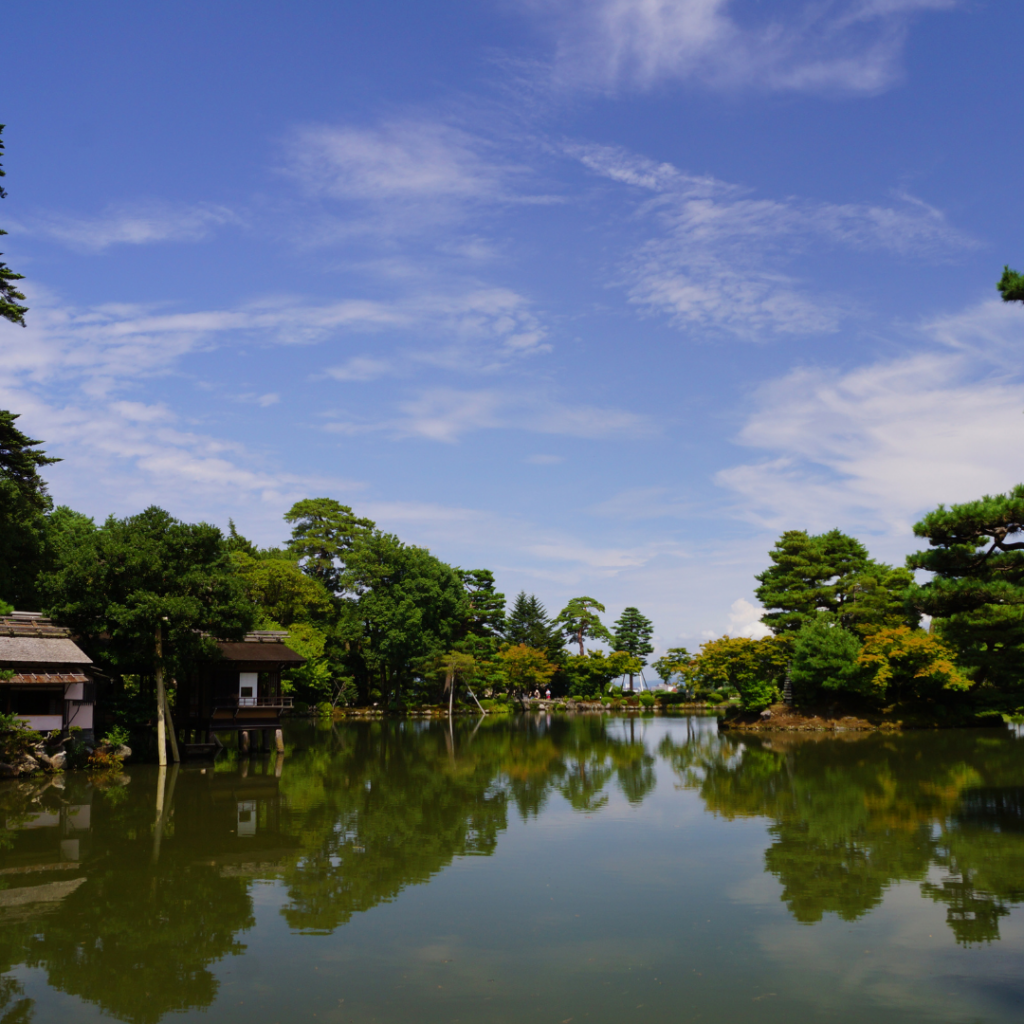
[231,551,333,626]
[653,646,690,686]
[856,626,970,702]
[102,725,131,748]
[457,569,506,640]
[997,265,1024,303]
[554,596,612,656]
[343,531,469,706]
[610,607,654,690]
[498,644,557,693]
[0,126,28,327]
[0,409,62,608]
[503,592,562,658]
[40,506,255,724]
[906,485,1024,688]
[284,498,374,594]
[755,529,872,634]
[790,617,864,703]
[0,597,11,615]
[688,635,792,711]
[561,649,623,699]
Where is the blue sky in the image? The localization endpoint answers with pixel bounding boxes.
[3,0,1023,651]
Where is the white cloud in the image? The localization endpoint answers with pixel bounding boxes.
[18,202,238,251]
[570,142,972,338]
[324,387,655,443]
[716,299,1024,545]
[525,453,565,465]
[728,597,771,640]
[532,0,959,95]
[326,356,394,382]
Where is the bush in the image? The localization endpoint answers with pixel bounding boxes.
[293,701,309,715]
[316,702,333,718]
[638,692,656,707]
[704,692,725,705]
[103,725,131,748]
[791,617,864,703]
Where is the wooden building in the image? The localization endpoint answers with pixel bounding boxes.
[0,611,96,740]
[178,630,304,750]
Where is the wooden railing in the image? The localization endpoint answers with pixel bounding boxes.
[212,695,294,710]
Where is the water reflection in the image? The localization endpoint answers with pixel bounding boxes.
[2,717,1023,1023]
[0,715,658,1021]
[660,728,1024,945]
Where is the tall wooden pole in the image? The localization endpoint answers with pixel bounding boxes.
[155,621,167,768]
[164,688,181,764]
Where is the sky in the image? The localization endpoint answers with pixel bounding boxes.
[3,0,1023,653]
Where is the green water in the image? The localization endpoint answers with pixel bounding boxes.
[2,715,1024,1024]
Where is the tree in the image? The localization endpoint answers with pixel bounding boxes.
[689,635,792,711]
[498,644,556,696]
[653,647,691,688]
[906,485,1024,690]
[341,532,468,707]
[997,265,1024,303]
[789,616,863,704]
[0,126,28,327]
[0,410,61,608]
[40,507,254,750]
[843,565,917,638]
[856,626,970,703]
[561,649,632,699]
[503,592,561,656]
[554,596,612,656]
[457,569,506,640]
[284,498,374,594]
[426,650,478,716]
[611,607,654,691]
[755,529,872,634]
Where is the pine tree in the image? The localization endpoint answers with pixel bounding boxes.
[755,529,872,634]
[611,607,654,692]
[504,592,560,656]
[0,126,28,327]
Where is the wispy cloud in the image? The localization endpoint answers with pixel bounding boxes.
[323,386,655,443]
[282,119,552,240]
[716,299,1024,543]
[570,142,973,338]
[15,202,239,251]
[530,0,959,95]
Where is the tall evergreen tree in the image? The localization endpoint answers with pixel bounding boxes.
[906,485,1024,689]
[284,498,374,594]
[0,410,61,608]
[554,596,612,656]
[0,126,28,327]
[997,265,1024,303]
[611,607,655,691]
[503,592,560,656]
[755,529,873,634]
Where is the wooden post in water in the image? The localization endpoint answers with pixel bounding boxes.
[274,728,284,753]
[274,752,284,777]
[163,689,181,764]
[240,730,250,754]
[154,622,167,768]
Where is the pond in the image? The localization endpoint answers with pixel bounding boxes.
[2,714,1024,1024]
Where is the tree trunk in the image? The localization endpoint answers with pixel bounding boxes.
[448,667,455,718]
[154,622,167,767]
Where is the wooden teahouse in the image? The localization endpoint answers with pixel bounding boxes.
[178,630,304,752]
[0,611,97,741]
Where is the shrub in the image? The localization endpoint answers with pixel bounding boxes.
[316,702,333,718]
[791,616,864,703]
[638,692,656,707]
[103,725,131,748]
[293,701,309,715]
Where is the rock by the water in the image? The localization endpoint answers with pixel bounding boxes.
[0,763,18,777]
[48,751,67,771]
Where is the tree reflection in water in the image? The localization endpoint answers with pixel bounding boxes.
[3,716,1021,1024]
[660,727,1024,944]
[0,714,656,1021]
